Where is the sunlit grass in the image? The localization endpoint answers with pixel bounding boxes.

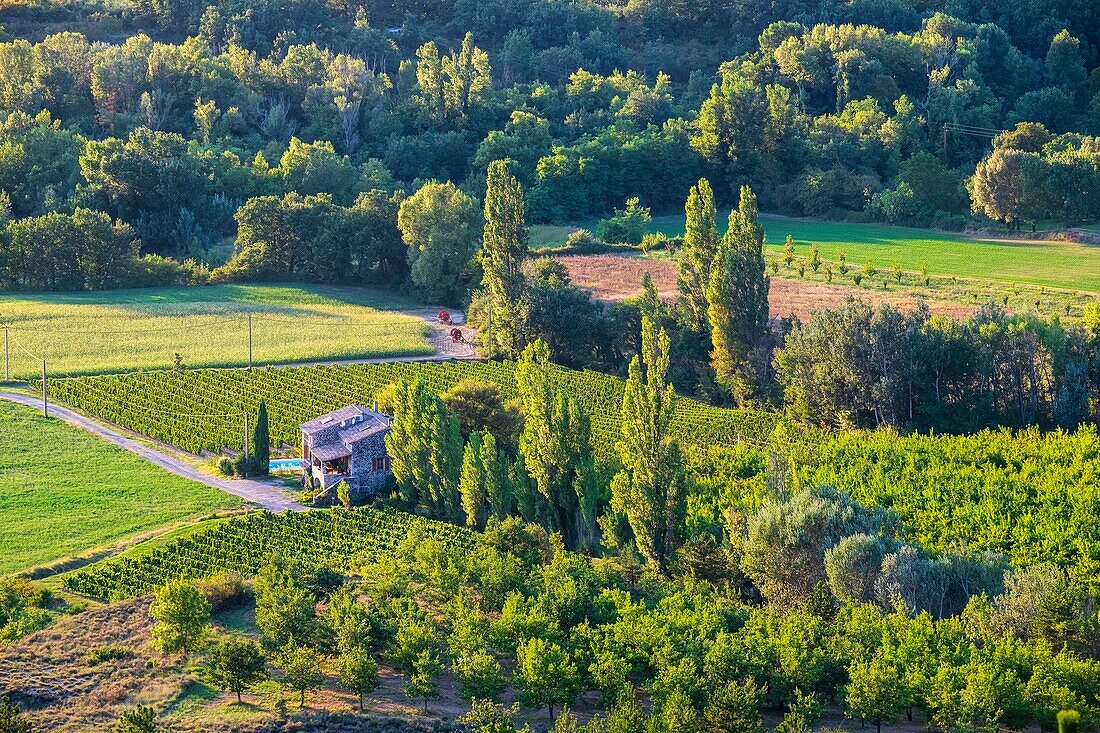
[0,400,239,575]
[0,284,433,379]
[537,215,1100,292]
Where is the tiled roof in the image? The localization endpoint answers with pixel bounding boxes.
[301,405,375,435]
[302,405,391,463]
[311,442,352,461]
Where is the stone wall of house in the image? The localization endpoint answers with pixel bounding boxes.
[349,431,393,502]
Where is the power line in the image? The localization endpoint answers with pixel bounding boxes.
[942,122,1004,156]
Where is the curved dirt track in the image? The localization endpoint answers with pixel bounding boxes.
[0,390,304,512]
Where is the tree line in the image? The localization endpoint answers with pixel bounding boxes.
[3,5,1100,286]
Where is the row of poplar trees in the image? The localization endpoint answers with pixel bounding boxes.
[384,159,771,572]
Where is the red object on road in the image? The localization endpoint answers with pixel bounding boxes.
[438,310,451,324]
[449,327,463,342]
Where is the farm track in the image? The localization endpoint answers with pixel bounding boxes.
[0,390,305,512]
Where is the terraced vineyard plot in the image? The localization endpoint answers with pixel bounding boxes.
[65,508,474,600]
[42,361,780,457]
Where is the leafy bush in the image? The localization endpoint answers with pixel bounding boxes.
[196,572,250,612]
[85,644,134,665]
[596,198,651,244]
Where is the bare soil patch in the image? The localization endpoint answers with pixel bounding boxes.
[557,254,974,321]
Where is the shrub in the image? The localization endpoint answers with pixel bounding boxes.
[196,572,250,613]
[566,229,600,248]
[1058,710,1081,733]
[639,232,669,253]
[596,197,651,245]
[216,457,235,476]
[129,255,210,287]
[86,644,134,665]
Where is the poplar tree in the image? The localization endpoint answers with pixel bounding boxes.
[707,185,771,405]
[611,316,685,573]
[478,159,530,358]
[385,379,463,522]
[415,42,446,121]
[444,32,492,118]
[515,339,598,548]
[459,431,487,528]
[480,431,512,520]
[677,177,719,332]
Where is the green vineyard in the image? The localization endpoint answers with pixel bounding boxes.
[64,508,475,600]
[40,361,780,456]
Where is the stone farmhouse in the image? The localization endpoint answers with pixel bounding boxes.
[300,404,392,501]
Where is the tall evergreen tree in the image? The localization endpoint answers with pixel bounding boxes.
[478,159,530,358]
[610,316,685,573]
[252,400,270,476]
[677,178,719,332]
[707,185,771,405]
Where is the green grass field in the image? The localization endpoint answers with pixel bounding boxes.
[535,216,1100,292]
[0,399,240,575]
[0,284,434,379]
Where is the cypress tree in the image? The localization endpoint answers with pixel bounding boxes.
[253,400,270,476]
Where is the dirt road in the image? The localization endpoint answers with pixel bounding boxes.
[0,390,304,512]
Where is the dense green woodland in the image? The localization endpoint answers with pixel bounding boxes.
[2,0,1100,276]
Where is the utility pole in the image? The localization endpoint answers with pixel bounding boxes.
[41,360,47,417]
[248,313,253,370]
[3,326,9,382]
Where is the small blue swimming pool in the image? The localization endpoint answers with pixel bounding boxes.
[269,458,304,472]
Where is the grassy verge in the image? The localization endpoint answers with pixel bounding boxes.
[0,399,241,576]
[0,283,434,379]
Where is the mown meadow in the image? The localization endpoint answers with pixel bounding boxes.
[0,284,433,379]
[535,216,1100,293]
[0,399,240,575]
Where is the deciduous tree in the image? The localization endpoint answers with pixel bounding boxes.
[677,177,719,332]
[149,579,210,654]
[397,181,481,304]
[707,185,771,404]
[611,316,685,574]
[208,636,268,703]
[516,637,580,720]
[280,644,324,707]
[338,647,380,710]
